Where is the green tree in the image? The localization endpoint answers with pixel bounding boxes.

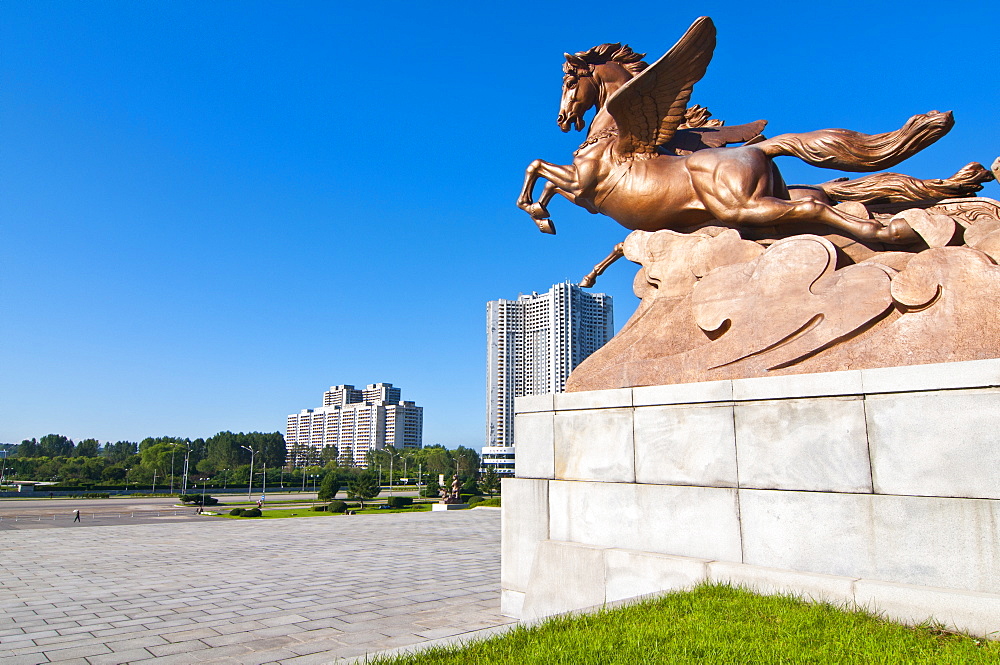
[74,439,101,457]
[346,473,379,508]
[480,466,501,498]
[318,473,340,500]
[38,434,74,457]
[453,446,481,480]
[17,438,38,457]
[102,441,137,463]
[320,445,339,466]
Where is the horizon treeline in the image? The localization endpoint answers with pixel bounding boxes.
[5,431,285,485]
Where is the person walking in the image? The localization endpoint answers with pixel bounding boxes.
[73,509,81,523]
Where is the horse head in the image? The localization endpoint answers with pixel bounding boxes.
[558,44,647,133]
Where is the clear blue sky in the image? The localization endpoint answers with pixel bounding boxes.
[3,1,998,449]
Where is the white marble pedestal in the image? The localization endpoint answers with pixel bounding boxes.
[501,358,1000,638]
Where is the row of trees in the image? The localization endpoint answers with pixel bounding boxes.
[4,432,286,486]
[3,435,497,495]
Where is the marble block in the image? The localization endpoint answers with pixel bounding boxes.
[514,412,554,479]
[548,481,742,562]
[739,489,1000,594]
[521,540,607,620]
[734,397,872,493]
[605,550,710,603]
[866,389,1000,499]
[553,408,635,482]
[501,478,550,592]
[633,404,737,487]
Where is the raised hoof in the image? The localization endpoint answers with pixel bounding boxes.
[534,218,556,235]
[579,274,595,288]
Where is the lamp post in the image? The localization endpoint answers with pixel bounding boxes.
[152,470,157,495]
[170,446,175,493]
[124,468,131,493]
[389,455,394,497]
[240,446,255,501]
[181,443,191,494]
[201,480,207,506]
[223,468,229,490]
[261,461,267,504]
[1,448,8,486]
[301,467,306,493]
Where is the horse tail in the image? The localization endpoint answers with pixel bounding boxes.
[756,111,954,173]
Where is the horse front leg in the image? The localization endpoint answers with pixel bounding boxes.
[517,159,580,234]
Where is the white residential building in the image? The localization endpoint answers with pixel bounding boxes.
[485,282,613,471]
[285,383,422,468]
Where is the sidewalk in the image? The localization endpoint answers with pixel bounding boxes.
[0,510,512,664]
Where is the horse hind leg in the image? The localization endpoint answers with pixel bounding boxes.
[714,195,919,244]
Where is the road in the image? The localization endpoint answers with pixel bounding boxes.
[0,490,422,530]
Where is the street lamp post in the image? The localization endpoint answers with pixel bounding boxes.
[152,470,157,495]
[389,456,393,497]
[240,446,255,501]
[124,468,131,493]
[170,447,175,493]
[223,468,229,490]
[181,443,191,494]
[261,461,267,504]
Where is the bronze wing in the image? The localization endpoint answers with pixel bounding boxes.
[606,16,717,162]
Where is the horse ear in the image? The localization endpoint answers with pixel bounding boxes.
[565,52,586,68]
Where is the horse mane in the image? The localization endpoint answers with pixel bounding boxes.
[565,43,648,76]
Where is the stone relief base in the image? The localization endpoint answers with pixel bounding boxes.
[567,197,1000,392]
[501,358,1000,638]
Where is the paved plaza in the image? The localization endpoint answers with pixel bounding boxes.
[0,509,513,664]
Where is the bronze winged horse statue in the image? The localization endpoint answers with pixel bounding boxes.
[517,17,974,286]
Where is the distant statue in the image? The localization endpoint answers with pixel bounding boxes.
[438,474,463,504]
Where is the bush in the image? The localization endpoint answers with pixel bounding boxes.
[476,497,501,507]
[241,508,262,517]
[386,496,413,508]
[328,500,348,513]
[229,508,244,516]
[460,493,477,504]
[420,479,440,498]
[311,504,327,511]
[178,494,218,506]
[467,495,485,506]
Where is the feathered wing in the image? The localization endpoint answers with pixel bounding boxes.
[606,16,717,161]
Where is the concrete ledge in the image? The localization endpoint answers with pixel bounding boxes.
[553,387,632,411]
[708,560,857,605]
[732,369,864,401]
[515,393,555,413]
[854,579,1000,639]
[632,379,733,406]
[861,358,1000,394]
[506,544,1000,638]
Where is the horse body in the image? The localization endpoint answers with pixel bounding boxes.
[517,26,955,248]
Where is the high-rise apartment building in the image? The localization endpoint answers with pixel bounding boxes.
[285,383,422,468]
[485,282,613,469]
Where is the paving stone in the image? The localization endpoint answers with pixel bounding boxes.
[0,510,513,663]
[85,647,155,664]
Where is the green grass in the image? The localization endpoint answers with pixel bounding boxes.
[368,584,1000,664]
[223,504,433,519]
